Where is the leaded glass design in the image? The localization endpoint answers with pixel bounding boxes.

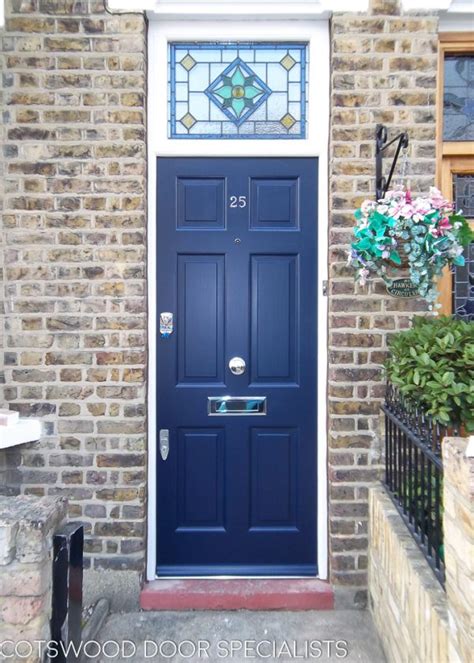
[168,43,308,139]
[453,174,474,321]
[443,55,474,141]
[454,173,474,217]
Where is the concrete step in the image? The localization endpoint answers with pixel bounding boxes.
[140,578,334,611]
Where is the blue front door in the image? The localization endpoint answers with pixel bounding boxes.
[156,157,318,576]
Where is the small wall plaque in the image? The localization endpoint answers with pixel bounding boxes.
[386,278,419,298]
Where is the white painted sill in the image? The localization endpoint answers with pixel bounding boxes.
[0,419,42,450]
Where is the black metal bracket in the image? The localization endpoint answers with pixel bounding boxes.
[375,124,409,201]
[51,523,84,662]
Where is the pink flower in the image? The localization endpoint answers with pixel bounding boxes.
[387,203,403,219]
[414,198,431,214]
[405,190,412,204]
[400,203,415,219]
[438,217,452,232]
[429,187,449,210]
[430,217,452,237]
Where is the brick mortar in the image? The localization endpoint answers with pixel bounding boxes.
[1,0,441,581]
[368,485,449,663]
[328,0,438,591]
[1,0,147,571]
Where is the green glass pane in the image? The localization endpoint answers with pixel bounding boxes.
[244,85,262,100]
[215,85,232,100]
[231,67,246,87]
[231,98,246,117]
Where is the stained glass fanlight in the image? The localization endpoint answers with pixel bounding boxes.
[168,42,308,139]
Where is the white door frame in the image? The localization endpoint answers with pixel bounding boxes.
[146,16,329,581]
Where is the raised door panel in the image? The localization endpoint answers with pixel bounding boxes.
[250,428,298,530]
[176,428,225,531]
[177,177,226,230]
[177,254,225,384]
[250,177,299,230]
[250,254,298,384]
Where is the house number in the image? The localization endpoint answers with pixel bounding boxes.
[229,195,247,208]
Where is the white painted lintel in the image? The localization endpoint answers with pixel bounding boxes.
[0,419,42,450]
[106,0,369,19]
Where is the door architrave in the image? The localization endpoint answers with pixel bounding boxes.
[146,16,330,581]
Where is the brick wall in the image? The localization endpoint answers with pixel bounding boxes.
[370,438,474,662]
[368,486,449,663]
[328,0,438,594]
[0,495,67,658]
[1,0,147,573]
[0,0,442,589]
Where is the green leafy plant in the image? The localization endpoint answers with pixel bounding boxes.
[386,316,474,432]
[348,188,474,306]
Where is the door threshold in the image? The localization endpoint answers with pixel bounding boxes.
[153,575,319,580]
[140,578,334,611]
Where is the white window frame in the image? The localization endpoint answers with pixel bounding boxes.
[147,16,329,581]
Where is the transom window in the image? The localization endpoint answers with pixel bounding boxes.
[443,54,474,141]
[168,42,308,139]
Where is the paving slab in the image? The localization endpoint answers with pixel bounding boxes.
[90,609,386,663]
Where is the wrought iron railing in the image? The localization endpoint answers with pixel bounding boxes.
[381,385,449,586]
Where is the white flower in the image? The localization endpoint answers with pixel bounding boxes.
[358,268,370,286]
[361,200,376,216]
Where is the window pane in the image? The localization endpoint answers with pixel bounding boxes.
[453,174,474,321]
[453,173,474,218]
[443,54,474,141]
[168,42,308,139]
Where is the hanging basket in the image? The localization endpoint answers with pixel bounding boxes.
[348,188,474,305]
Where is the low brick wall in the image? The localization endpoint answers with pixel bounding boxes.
[369,437,474,663]
[368,486,449,663]
[0,495,67,661]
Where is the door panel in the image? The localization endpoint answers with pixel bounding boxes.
[177,428,225,530]
[177,255,225,384]
[250,178,299,229]
[156,157,318,576]
[250,255,298,384]
[177,177,226,230]
[250,428,298,530]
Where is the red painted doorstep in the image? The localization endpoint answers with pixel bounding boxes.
[140,579,334,611]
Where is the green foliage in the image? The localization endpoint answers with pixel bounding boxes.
[386,316,474,431]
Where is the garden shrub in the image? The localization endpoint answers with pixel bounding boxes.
[386,316,474,432]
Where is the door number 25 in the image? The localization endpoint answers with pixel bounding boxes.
[229,195,247,209]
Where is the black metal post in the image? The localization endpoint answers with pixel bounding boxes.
[375,124,409,200]
[50,523,84,662]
